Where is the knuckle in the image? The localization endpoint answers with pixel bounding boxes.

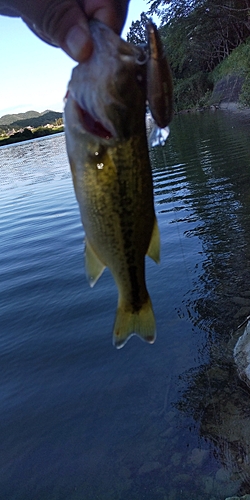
[40,0,78,45]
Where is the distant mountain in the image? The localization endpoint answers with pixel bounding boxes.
[0,110,40,126]
[0,110,63,127]
[11,111,63,128]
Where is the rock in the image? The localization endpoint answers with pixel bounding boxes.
[234,307,250,320]
[165,410,177,422]
[211,75,244,105]
[160,427,174,438]
[232,297,250,306]
[138,461,161,475]
[188,447,209,467]
[241,291,250,298]
[118,466,131,479]
[172,473,191,484]
[225,496,250,500]
[234,320,250,387]
[218,482,240,499]
[215,467,230,482]
[171,452,182,466]
[201,475,214,494]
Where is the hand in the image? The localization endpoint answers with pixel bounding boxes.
[0,0,130,61]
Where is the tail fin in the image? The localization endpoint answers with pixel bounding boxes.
[113,296,156,349]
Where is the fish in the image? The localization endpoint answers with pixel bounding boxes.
[64,20,173,348]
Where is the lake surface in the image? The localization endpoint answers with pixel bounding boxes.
[1,111,250,499]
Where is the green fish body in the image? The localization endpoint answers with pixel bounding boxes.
[64,21,172,348]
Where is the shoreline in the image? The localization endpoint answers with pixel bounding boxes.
[0,126,64,147]
[178,101,250,118]
[218,101,250,118]
[1,102,249,148]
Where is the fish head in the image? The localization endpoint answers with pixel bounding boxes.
[64,21,148,143]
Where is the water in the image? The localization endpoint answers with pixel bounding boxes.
[1,112,250,499]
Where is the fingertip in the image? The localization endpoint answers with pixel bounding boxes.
[85,0,129,36]
[64,24,93,62]
[94,10,125,35]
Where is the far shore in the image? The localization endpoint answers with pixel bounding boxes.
[1,102,249,148]
[0,125,64,147]
[218,101,250,118]
[178,101,250,118]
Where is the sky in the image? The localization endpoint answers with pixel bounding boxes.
[0,0,151,118]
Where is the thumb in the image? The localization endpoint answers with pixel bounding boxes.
[20,0,93,61]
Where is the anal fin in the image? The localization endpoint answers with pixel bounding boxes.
[85,238,106,287]
[147,217,160,264]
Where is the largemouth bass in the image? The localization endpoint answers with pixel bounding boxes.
[64,20,173,348]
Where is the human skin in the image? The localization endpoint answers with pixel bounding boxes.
[0,0,130,61]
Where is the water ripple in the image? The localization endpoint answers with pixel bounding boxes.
[1,114,250,499]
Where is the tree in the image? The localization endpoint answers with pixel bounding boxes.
[54,117,63,126]
[127,12,151,44]
[126,0,250,109]
[149,0,250,73]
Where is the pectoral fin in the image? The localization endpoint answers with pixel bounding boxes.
[85,238,106,287]
[147,218,160,264]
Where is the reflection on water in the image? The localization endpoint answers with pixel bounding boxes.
[152,110,250,498]
[1,115,250,499]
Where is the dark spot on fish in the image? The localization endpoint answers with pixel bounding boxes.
[76,102,113,140]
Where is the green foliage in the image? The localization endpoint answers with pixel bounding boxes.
[174,72,212,110]
[7,128,34,140]
[240,76,250,106]
[0,124,64,147]
[127,12,150,44]
[54,117,63,126]
[127,0,250,110]
[211,37,250,106]
[11,111,63,128]
[158,0,250,75]
[212,37,250,82]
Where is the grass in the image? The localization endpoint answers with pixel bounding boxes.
[212,37,250,106]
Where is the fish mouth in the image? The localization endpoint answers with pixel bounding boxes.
[75,98,113,140]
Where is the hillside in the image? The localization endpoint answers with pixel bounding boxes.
[0,110,40,126]
[211,38,250,108]
[0,110,62,128]
[132,1,250,112]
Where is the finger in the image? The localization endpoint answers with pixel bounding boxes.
[13,0,94,61]
[83,0,130,34]
[0,6,20,16]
